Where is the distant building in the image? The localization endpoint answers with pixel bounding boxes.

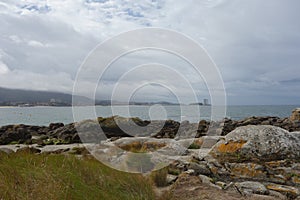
[203,99,209,105]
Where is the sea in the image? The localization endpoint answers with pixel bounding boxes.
[0,105,299,127]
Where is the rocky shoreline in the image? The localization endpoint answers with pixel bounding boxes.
[1,108,300,199]
[1,109,300,145]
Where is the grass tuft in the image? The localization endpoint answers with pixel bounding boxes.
[150,167,169,187]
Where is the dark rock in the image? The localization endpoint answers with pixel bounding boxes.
[2,111,300,146]
[49,123,80,144]
[49,123,64,130]
[188,162,211,175]
[98,116,148,137]
[151,120,180,138]
[49,148,70,154]
[0,124,32,145]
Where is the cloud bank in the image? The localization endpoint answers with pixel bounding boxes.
[0,0,299,105]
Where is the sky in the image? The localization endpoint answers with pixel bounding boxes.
[0,0,299,105]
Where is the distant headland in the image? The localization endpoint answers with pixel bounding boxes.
[0,87,209,107]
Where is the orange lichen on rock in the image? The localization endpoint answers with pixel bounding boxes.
[118,141,142,152]
[230,163,266,179]
[265,160,288,168]
[118,141,166,152]
[267,184,300,197]
[217,140,247,153]
[292,176,300,185]
[142,142,166,151]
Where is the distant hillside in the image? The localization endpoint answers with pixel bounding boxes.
[0,87,181,106]
[0,87,92,106]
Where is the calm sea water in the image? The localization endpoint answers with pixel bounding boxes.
[0,105,299,126]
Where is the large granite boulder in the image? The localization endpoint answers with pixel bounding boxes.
[235,181,269,196]
[88,137,190,173]
[97,116,148,137]
[210,125,300,163]
[206,125,300,193]
[112,137,168,152]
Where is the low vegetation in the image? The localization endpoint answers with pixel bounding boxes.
[0,152,156,200]
[150,167,169,187]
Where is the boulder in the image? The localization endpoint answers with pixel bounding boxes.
[176,121,199,139]
[199,174,222,190]
[150,120,180,138]
[75,120,106,143]
[49,123,64,130]
[98,116,148,137]
[166,174,178,184]
[176,138,203,149]
[197,120,209,137]
[50,123,79,144]
[113,137,168,152]
[266,184,300,198]
[235,181,269,196]
[0,124,32,144]
[207,125,300,192]
[199,174,213,185]
[188,162,211,176]
[201,136,224,149]
[291,108,300,121]
[210,125,300,163]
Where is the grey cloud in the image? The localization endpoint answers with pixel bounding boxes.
[0,0,299,105]
[0,12,98,77]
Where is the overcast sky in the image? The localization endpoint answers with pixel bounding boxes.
[0,0,299,105]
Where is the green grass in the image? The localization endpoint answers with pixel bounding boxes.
[0,152,156,200]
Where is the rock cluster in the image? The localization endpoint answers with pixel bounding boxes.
[1,109,300,199]
[1,123,300,199]
[221,115,300,135]
[80,124,299,199]
[177,125,300,199]
[45,124,299,199]
[1,111,300,146]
